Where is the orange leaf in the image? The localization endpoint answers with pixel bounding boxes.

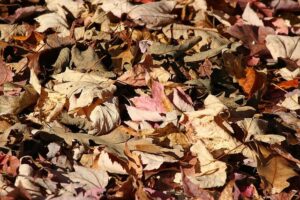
[277,79,299,90]
[238,67,265,97]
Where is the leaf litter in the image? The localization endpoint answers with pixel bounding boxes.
[1,0,300,199]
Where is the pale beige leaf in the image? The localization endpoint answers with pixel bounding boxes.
[34,89,66,122]
[242,3,264,26]
[35,13,70,37]
[278,91,300,110]
[95,151,127,174]
[46,0,85,18]
[236,118,268,142]
[253,134,286,144]
[276,68,300,81]
[89,97,120,135]
[266,35,300,61]
[184,94,227,117]
[52,68,111,84]
[189,140,227,188]
[149,67,171,83]
[101,0,177,30]
[68,165,109,190]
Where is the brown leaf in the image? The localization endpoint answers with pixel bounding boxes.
[124,143,143,179]
[227,25,275,55]
[258,148,298,194]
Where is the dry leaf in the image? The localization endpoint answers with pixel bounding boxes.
[266,35,300,61]
[68,165,109,190]
[131,81,173,113]
[101,0,177,30]
[242,3,264,26]
[189,140,227,188]
[0,61,13,87]
[258,155,297,194]
[237,67,266,96]
[35,13,70,37]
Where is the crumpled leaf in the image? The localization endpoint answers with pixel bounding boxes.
[242,3,264,26]
[71,45,115,78]
[124,144,143,178]
[68,165,109,191]
[52,69,116,110]
[0,153,20,177]
[0,61,14,86]
[227,25,275,55]
[130,81,173,113]
[172,87,194,112]
[258,148,298,194]
[35,13,70,37]
[148,36,202,55]
[276,68,300,81]
[278,89,300,110]
[52,47,70,74]
[101,0,177,30]
[266,35,300,61]
[89,97,120,135]
[35,89,66,122]
[45,0,85,18]
[6,6,45,23]
[0,85,38,115]
[189,140,227,188]
[182,95,257,166]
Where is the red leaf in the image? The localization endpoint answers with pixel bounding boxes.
[0,153,20,176]
[0,61,14,86]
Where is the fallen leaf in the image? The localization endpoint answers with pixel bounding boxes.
[130,81,173,113]
[148,36,203,55]
[6,6,45,23]
[227,25,275,55]
[45,0,85,18]
[71,45,115,77]
[172,87,194,112]
[278,89,300,110]
[277,79,299,89]
[266,35,300,61]
[237,67,266,96]
[35,13,70,37]
[276,68,300,81]
[242,3,264,26]
[189,140,227,188]
[258,154,298,194]
[0,85,38,115]
[0,61,14,87]
[101,0,177,30]
[126,105,165,122]
[0,153,20,176]
[68,165,110,191]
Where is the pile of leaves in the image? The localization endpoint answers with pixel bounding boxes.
[1,0,300,199]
